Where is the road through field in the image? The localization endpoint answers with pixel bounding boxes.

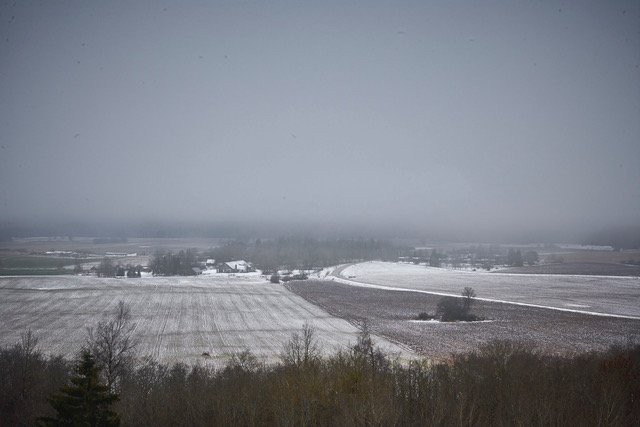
[332,262,640,319]
[0,275,412,366]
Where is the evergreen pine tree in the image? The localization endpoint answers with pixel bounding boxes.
[39,350,120,426]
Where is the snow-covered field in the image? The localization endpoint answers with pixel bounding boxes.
[334,262,640,318]
[0,275,411,367]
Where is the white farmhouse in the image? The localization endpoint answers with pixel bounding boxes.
[217,260,254,273]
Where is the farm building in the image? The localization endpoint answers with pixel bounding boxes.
[205,259,216,269]
[216,260,254,273]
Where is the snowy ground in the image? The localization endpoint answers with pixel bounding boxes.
[0,275,412,367]
[333,262,640,318]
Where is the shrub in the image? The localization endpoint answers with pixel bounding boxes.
[416,312,435,320]
[436,297,467,321]
[436,291,483,322]
[270,274,280,283]
[461,287,476,312]
[96,258,116,277]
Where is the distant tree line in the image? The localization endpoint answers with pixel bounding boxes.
[507,249,524,267]
[586,225,640,250]
[429,249,443,267]
[96,258,116,277]
[149,250,197,276]
[206,237,410,273]
[506,249,539,267]
[413,246,540,270]
[92,236,128,245]
[95,258,143,278]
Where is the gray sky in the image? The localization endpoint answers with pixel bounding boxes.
[1,0,639,237]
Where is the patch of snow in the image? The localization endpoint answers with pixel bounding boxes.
[201,269,263,277]
[328,262,640,320]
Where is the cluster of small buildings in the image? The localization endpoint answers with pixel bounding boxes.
[199,259,255,274]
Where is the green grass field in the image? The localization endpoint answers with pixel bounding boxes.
[0,256,91,276]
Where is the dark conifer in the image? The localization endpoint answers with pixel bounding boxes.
[39,350,119,427]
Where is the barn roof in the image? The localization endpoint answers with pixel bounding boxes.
[225,260,250,270]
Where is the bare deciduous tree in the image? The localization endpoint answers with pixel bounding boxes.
[17,329,40,399]
[462,287,476,312]
[87,301,139,391]
[352,321,389,371]
[96,257,116,277]
[227,349,261,372]
[280,322,320,368]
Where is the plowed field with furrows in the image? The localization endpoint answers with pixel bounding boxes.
[0,275,412,367]
[286,279,640,360]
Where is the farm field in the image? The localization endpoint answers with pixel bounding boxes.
[0,237,230,274]
[3,237,228,253]
[0,255,93,275]
[0,275,411,367]
[497,262,640,276]
[334,262,640,318]
[286,280,640,359]
[544,249,640,264]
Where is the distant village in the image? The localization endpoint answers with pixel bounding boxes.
[89,257,257,278]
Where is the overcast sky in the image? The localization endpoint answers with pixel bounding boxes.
[1,0,638,237]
